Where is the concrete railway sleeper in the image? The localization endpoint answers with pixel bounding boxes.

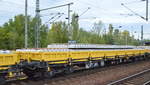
[107,68,150,85]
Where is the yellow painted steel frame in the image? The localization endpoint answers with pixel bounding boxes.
[16,52,31,62]
[0,54,19,70]
[17,49,149,64]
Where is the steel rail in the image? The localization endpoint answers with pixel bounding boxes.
[107,68,150,85]
[143,80,150,85]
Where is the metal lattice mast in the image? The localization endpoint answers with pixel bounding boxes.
[146,0,148,21]
[25,0,28,48]
[68,4,71,40]
[141,25,144,45]
[35,2,73,48]
[35,0,40,48]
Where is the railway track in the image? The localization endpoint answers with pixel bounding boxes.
[143,80,150,85]
[108,68,150,85]
[6,60,150,85]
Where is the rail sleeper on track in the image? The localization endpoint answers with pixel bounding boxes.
[107,69,150,85]
[143,80,150,85]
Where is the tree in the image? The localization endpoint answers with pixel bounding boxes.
[121,30,130,45]
[0,14,48,49]
[113,29,120,45]
[47,22,69,44]
[71,13,79,41]
[92,21,103,36]
[105,24,114,44]
[90,21,105,44]
[0,14,143,50]
[40,25,49,47]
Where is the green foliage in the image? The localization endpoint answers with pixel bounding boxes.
[0,13,143,50]
[71,13,79,41]
[0,14,48,49]
[76,23,140,45]
[47,22,69,44]
[106,24,114,44]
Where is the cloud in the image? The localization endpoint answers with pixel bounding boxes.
[0,0,149,27]
[0,0,149,39]
[0,0,147,23]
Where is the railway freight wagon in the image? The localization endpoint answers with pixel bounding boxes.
[0,52,21,84]
[16,49,150,79]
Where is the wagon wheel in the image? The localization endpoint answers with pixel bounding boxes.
[65,66,74,74]
[44,71,55,78]
[23,70,36,80]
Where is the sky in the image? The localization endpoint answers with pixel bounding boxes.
[0,0,150,39]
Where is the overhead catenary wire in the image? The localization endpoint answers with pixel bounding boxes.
[73,0,122,18]
[124,0,142,5]
[44,15,57,24]
[50,14,64,24]
[121,3,146,20]
[44,12,64,25]
[79,7,91,17]
[35,2,74,48]
[75,0,110,12]
[40,12,66,17]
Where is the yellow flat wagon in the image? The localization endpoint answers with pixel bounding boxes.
[16,49,149,64]
[42,52,69,64]
[70,51,89,62]
[0,53,21,85]
[15,48,150,81]
[0,54,19,70]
